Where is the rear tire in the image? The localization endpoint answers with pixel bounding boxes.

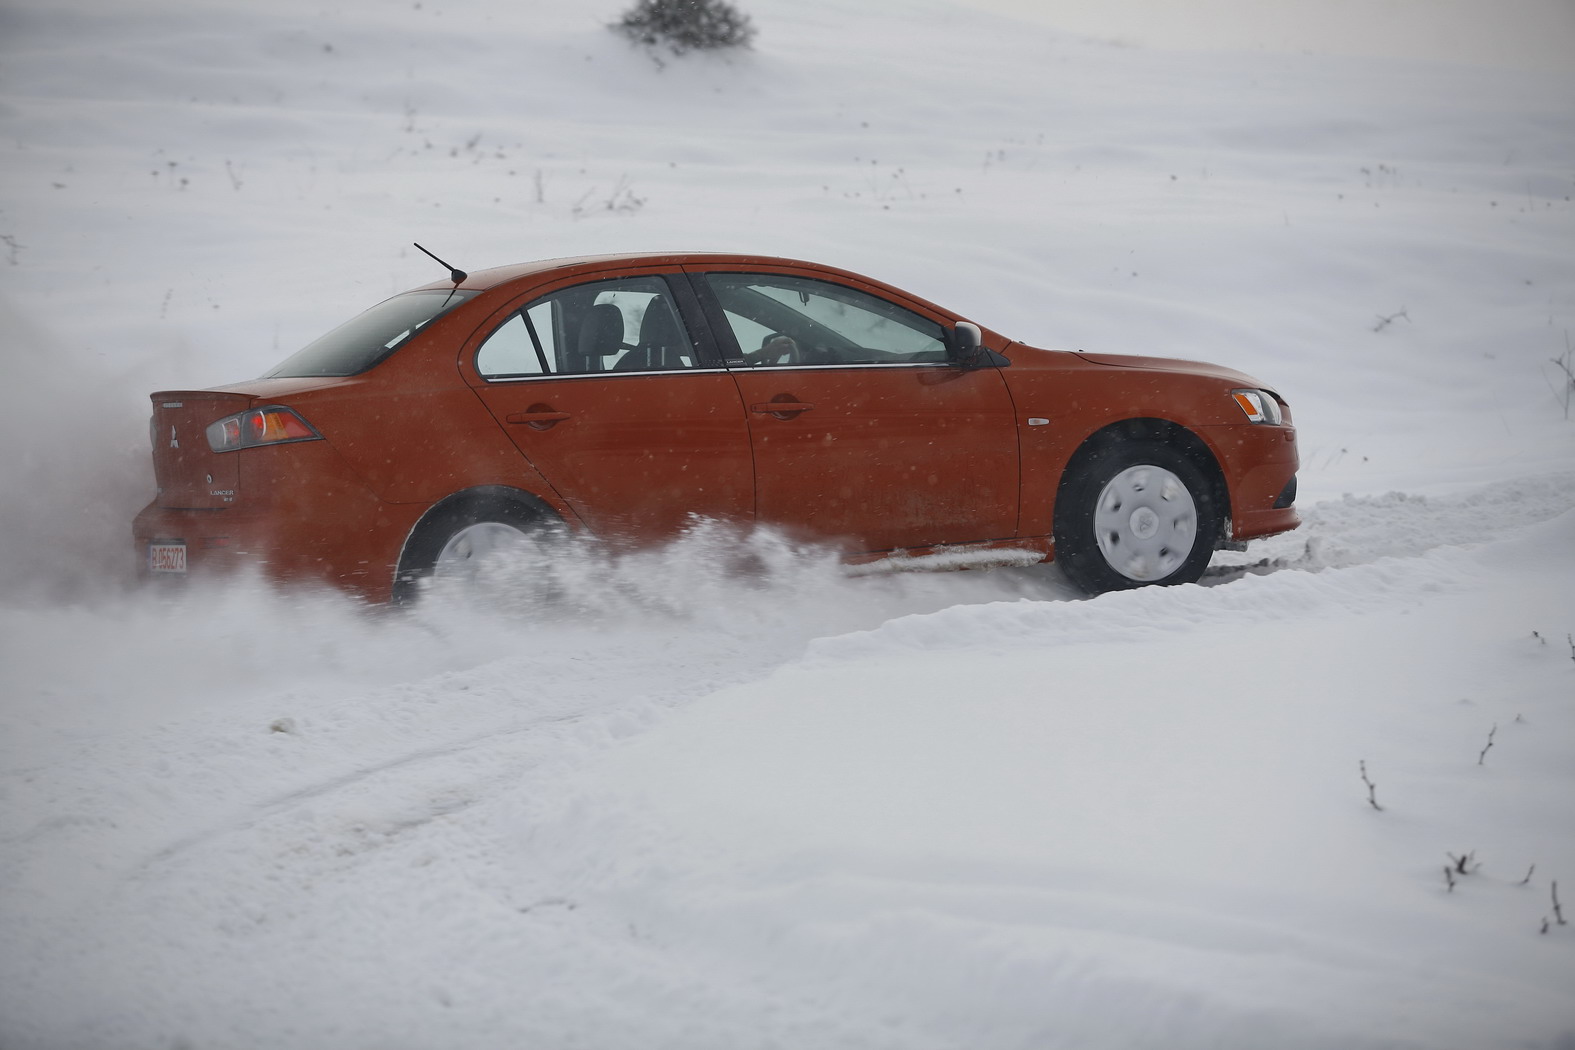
[1054,440,1220,595]
[393,494,555,603]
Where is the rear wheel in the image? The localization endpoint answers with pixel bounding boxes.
[433,521,534,579]
[1054,440,1221,595]
[393,494,555,603]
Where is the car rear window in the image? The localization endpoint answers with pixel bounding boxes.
[265,290,476,377]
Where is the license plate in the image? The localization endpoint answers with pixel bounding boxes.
[148,543,187,574]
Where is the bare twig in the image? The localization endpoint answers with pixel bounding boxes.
[1446,850,1478,876]
[1444,865,1456,892]
[1478,724,1497,766]
[1550,332,1574,419]
[603,175,645,213]
[1549,352,1575,385]
[1373,308,1410,333]
[570,176,645,219]
[1359,760,1382,811]
[1520,863,1536,886]
[1555,881,1567,925]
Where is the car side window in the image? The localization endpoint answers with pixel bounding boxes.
[476,275,698,378]
[474,312,545,377]
[702,273,948,367]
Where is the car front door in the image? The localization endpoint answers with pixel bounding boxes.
[691,267,1020,552]
[465,270,753,540]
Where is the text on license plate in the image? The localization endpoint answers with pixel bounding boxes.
[149,543,187,573]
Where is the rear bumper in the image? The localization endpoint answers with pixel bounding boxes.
[133,432,437,602]
[133,504,280,577]
[132,498,425,603]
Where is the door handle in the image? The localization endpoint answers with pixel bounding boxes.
[506,406,571,430]
[750,400,815,417]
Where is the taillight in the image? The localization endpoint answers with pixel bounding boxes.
[205,406,321,452]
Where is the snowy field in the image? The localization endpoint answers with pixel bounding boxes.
[2,0,1575,1047]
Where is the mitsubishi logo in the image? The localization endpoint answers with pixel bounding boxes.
[169,425,179,449]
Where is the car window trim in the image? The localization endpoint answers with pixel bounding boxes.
[480,367,734,384]
[726,361,953,373]
[667,272,728,370]
[520,305,552,374]
[685,269,753,367]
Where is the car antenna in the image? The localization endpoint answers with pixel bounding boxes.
[413,242,468,305]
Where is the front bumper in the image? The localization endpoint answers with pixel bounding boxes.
[1201,422,1301,541]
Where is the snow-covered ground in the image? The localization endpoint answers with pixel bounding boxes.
[2,1,1574,1047]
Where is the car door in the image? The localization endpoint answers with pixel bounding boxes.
[689,266,1020,552]
[465,270,754,540]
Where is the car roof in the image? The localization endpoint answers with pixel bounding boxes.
[411,251,865,293]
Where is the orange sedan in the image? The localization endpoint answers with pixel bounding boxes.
[133,251,1299,601]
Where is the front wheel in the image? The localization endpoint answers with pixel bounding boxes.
[1054,441,1221,595]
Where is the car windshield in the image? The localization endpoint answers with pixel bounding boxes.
[265,290,476,377]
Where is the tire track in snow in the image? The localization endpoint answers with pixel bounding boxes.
[132,709,590,878]
[813,472,1575,662]
[1217,471,1575,576]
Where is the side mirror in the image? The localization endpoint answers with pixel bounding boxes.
[951,321,984,368]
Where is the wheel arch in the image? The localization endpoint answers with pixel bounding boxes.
[1053,418,1232,544]
[409,484,561,527]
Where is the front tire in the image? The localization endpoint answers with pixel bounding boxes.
[1054,440,1221,595]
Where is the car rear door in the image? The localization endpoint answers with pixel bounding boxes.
[464,269,753,540]
[690,266,1020,552]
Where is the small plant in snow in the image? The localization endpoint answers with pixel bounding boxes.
[1358,759,1382,811]
[1477,724,1496,766]
[1443,850,1478,892]
[613,0,756,57]
[1372,307,1410,333]
[1548,332,1574,419]
[571,175,645,218]
[1544,881,1568,934]
[1446,850,1478,876]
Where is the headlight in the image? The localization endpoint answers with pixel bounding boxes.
[1231,389,1283,425]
